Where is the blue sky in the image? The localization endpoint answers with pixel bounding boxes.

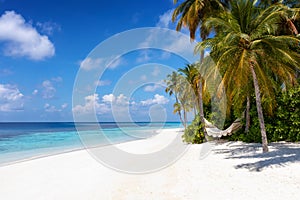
[0,0,199,122]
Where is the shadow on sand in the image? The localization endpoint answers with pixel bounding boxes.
[213,142,300,172]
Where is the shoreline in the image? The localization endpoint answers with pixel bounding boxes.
[0,128,299,199]
[0,127,183,168]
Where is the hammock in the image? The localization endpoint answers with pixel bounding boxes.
[204,118,242,138]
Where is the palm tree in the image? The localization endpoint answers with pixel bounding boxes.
[165,72,185,127]
[165,71,193,128]
[199,0,300,152]
[178,81,194,128]
[173,102,184,126]
[178,64,209,139]
[260,0,300,8]
[259,0,299,35]
[172,0,227,61]
[172,0,228,135]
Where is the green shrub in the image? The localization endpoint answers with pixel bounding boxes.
[182,115,205,144]
[228,85,300,143]
[269,85,300,142]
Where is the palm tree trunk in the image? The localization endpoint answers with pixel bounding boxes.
[250,64,269,153]
[198,80,208,141]
[199,49,208,141]
[179,111,186,129]
[175,96,185,128]
[183,107,187,129]
[200,49,205,63]
[245,95,250,133]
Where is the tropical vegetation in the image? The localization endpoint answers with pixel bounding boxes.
[228,83,300,142]
[166,0,300,152]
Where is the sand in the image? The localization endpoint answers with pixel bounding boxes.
[0,128,300,200]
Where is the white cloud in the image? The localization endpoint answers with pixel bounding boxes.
[52,76,63,82]
[144,80,165,92]
[107,57,125,69]
[72,94,110,115]
[136,49,171,63]
[144,85,160,92]
[80,56,125,71]
[0,11,55,60]
[32,89,38,95]
[42,80,56,99]
[36,21,60,35]
[0,84,24,111]
[73,93,170,121]
[204,50,210,57]
[140,94,169,106]
[156,9,174,28]
[61,103,68,109]
[157,9,191,35]
[44,103,60,112]
[138,14,197,62]
[139,31,196,57]
[102,94,115,103]
[80,58,103,71]
[95,80,111,86]
[44,103,68,112]
[40,77,62,99]
[136,50,151,63]
[102,93,129,105]
[73,93,132,117]
[165,35,197,55]
[115,94,129,105]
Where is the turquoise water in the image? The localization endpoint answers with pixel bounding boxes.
[0,122,181,165]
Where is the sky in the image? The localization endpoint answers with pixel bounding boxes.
[0,0,199,122]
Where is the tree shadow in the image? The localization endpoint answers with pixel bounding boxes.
[213,142,300,172]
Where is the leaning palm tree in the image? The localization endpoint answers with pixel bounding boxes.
[165,72,185,127]
[172,0,228,135]
[178,64,209,139]
[172,0,228,41]
[198,0,300,152]
[165,71,194,128]
[177,80,195,127]
[172,0,229,64]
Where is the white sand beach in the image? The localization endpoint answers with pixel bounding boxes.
[0,128,300,200]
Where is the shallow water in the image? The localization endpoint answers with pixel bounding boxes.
[0,122,181,165]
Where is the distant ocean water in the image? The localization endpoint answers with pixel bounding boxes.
[0,122,181,165]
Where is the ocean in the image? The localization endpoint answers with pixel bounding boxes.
[0,122,181,165]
